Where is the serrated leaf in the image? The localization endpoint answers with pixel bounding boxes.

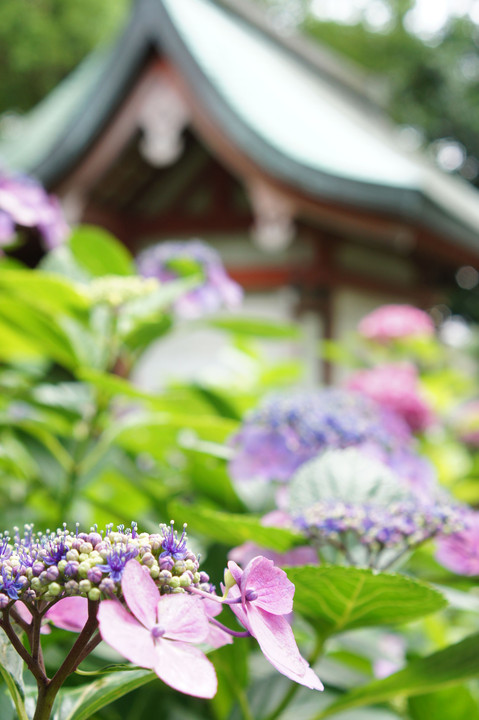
[317,632,479,718]
[408,685,479,720]
[57,668,155,720]
[169,501,303,552]
[285,565,446,636]
[288,449,406,516]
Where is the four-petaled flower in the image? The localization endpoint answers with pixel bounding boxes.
[226,556,323,691]
[98,560,217,698]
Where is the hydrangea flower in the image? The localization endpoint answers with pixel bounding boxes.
[0,172,69,249]
[136,239,242,318]
[358,304,434,343]
[0,521,211,606]
[226,557,323,690]
[295,496,465,570]
[435,512,479,575]
[346,364,434,433]
[229,388,414,485]
[98,560,218,698]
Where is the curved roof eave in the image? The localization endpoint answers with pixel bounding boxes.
[2,0,479,254]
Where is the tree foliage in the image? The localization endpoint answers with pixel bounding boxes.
[0,0,129,115]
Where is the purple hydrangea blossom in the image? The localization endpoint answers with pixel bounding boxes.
[435,512,479,575]
[295,497,466,570]
[0,173,69,250]
[229,388,416,486]
[358,304,434,343]
[136,239,242,318]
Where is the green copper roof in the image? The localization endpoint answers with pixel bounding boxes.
[1,0,479,252]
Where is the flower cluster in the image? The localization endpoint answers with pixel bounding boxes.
[358,304,435,344]
[136,239,242,318]
[0,521,322,704]
[0,521,210,606]
[295,498,465,570]
[0,172,69,250]
[229,388,424,489]
[435,512,479,576]
[451,399,479,448]
[346,363,434,433]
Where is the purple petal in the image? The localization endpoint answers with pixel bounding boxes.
[159,594,209,643]
[154,640,217,698]
[242,556,294,615]
[245,605,323,690]
[46,597,89,633]
[98,599,156,668]
[121,560,159,630]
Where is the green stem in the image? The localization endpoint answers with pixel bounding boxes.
[236,685,255,720]
[263,635,325,720]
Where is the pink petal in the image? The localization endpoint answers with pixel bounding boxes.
[205,623,233,649]
[121,560,159,630]
[13,602,32,624]
[227,560,243,586]
[242,557,294,615]
[46,597,89,633]
[98,600,157,668]
[154,639,217,698]
[246,605,323,690]
[159,594,209,644]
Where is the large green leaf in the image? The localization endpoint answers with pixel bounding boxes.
[55,668,155,720]
[0,629,28,720]
[168,501,303,552]
[408,685,479,720]
[284,566,446,636]
[208,316,300,339]
[69,225,135,277]
[316,632,479,718]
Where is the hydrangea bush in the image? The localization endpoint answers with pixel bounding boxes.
[0,180,479,719]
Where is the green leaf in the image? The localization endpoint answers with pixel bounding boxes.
[316,632,479,718]
[208,316,300,339]
[408,685,479,720]
[0,268,89,316]
[69,225,135,277]
[56,668,155,720]
[284,566,446,636]
[0,629,28,720]
[288,449,405,516]
[168,501,303,552]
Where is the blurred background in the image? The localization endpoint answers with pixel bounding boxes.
[2,0,479,390]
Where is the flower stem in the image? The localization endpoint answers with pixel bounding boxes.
[262,634,325,720]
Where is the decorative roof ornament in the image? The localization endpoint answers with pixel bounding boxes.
[138,77,190,167]
[248,180,295,252]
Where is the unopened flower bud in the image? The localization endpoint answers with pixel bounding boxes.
[44,566,59,582]
[87,567,103,584]
[223,568,236,595]
[168,576,180,589]
[66,550,79,562]
[0,594,9,609]
[32,562,44,577]
[48,582,61,597]
[179,572,192,587]
[64,561,79,578]
[149,566,160,580]
[88,588,101,602]
[65,580,79,595]
[79,580,91,594]
[78,562,91,579]
[99,578,116,595]
[79,542,93,555]
[141,552,155,567]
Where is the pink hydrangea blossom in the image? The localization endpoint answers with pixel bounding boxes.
[98,560,218,698]
[346,363,434,433]
[436,513,479,576]
[46,596,89,632]
[358,304,434,344]
[226,557,323,691]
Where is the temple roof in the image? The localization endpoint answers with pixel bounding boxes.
[2,0,479,253]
